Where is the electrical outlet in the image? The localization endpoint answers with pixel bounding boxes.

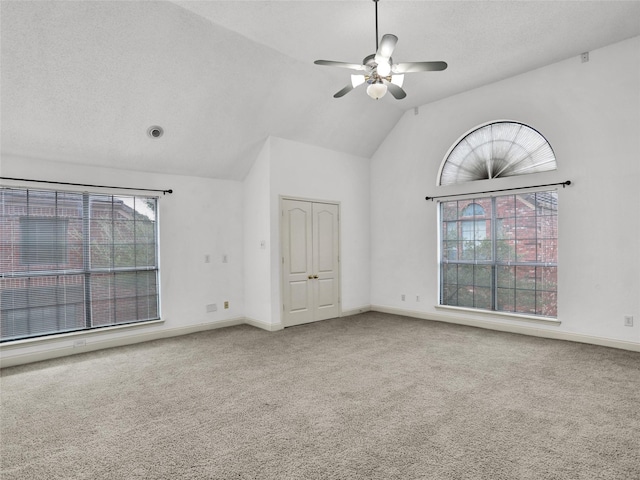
[416,295,420,302]
[401,294,405,301]
[204,254,210,263]
[206,303,217,313]
[624,315,634,327]
[224,301,229,309]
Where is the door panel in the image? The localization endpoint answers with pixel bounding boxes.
[317,278,336,308]
[282,200,314,326]
[289,281,310,312]
[282,199,340,327]
[316,209,335,272]
[288,208,309,274]
[313,203,340,321]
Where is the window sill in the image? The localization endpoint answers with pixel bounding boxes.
[0,319,165,349]
[435,305,561,325]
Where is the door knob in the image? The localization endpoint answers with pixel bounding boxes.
[308,275,313,279]
[313,275,319,279]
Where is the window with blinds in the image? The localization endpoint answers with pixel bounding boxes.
[0,187,160,341]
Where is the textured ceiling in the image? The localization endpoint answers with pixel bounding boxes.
[2,1,640,180]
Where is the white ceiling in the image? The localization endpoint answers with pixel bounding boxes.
[2,1,639,180]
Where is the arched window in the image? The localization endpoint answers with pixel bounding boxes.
[461,203,485,217]
[438,121,556,186]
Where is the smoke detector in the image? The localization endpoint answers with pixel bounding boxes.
[147,126,164,138]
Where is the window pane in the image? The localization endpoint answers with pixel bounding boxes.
[537,239,557,263]
[476,240,492,261]
[444,222,458,240]
[537,291,557,317]
[515,266,536,290]
[515,290,536,315]
[474,287,492,310]
[496,195,515,218]
[496,218,515,240]
[458,287,474,307]
[496,239,515,263]
[516,240,537,262]
[90,273,114,326]
[442,201,458,221]
[516,216,536,238]
[497,265,515,289]
[458,265,474,286]
[443,241,458,261]
[0,275,86,341]
[475,265,492,287]
[443,263,458,285]
[442,284,458,306]
[537,266,557,291]
[497,288,515,312]
[515,194,537,216]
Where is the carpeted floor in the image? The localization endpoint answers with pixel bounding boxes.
[1,312,639,479]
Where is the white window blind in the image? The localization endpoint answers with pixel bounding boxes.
[0,187,159,341]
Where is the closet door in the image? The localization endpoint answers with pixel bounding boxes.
[282,199,340,327]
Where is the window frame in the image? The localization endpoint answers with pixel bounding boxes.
[0,187,161,342]
[438,191,558,319]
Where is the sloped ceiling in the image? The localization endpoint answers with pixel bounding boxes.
[2,1,639,180]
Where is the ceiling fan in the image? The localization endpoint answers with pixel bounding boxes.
[314,0,447,100]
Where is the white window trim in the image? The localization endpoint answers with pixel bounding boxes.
[435,304,561,325]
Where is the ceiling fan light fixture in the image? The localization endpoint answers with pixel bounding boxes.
[351,74,366,88]
[376,60,391,77]
[367,82,388,100]
[391,74,404,87]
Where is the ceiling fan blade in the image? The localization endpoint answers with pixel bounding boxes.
[384,80,407,100]
[314,60,366,71]
[393,61,448,73]
[375,34,398,63]
[333,84,354,98]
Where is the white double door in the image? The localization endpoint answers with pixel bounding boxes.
[281,199,340,327]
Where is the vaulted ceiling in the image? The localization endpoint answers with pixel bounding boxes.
[2,1,639,180]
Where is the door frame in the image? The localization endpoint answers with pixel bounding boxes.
[279,195,342,327]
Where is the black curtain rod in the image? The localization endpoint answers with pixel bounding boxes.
[425,181,571,201]
[0,176,173,195]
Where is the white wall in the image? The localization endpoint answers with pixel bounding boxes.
[371,36,640,345]
[243,139,272,324]
[241,136,371,327]
[0,155,245,365]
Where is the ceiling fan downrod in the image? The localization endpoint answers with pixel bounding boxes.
[374,0,379,52]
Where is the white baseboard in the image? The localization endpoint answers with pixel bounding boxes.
[4,307,637,368]
[0,317,246,368]
[371,305,640,352]
[244,317,283,332]
[341,306,371,317]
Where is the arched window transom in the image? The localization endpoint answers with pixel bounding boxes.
[438,121,556,186]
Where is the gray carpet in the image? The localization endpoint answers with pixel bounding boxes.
[1,312,639,479]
